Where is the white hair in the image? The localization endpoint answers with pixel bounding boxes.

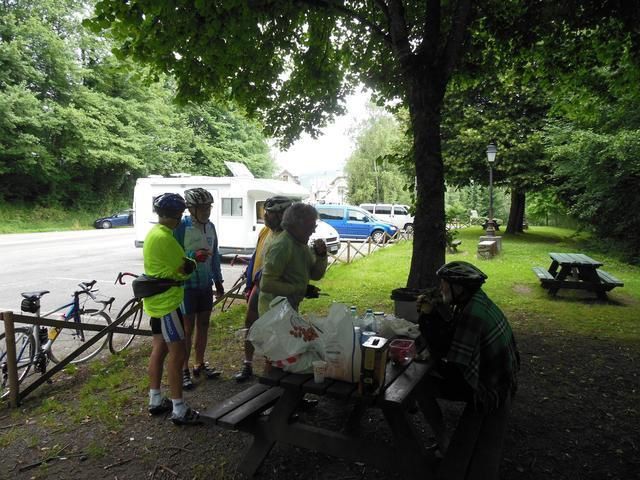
[281,203,318,231]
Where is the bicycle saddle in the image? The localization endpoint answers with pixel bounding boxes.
[21,290,50,300]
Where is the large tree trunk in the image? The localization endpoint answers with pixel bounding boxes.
[506,188,526,234]
[406,77,446,289]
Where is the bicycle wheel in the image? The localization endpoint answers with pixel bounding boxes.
[109,298,143,354]
[0,327,36,399]
[49,309,111,364]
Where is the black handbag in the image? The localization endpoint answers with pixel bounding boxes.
[132,275,182,299]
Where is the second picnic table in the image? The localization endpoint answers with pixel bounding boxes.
[532,252,623,299]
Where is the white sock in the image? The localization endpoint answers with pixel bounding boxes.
[149,389,162,406]
[172,398,187,417]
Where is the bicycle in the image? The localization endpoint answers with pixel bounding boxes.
[217,255,248,312]
[108,272,146,354]
[0,280,114,399]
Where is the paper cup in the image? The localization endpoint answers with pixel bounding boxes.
[312,360,328,383]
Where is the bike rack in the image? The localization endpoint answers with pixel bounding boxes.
[1,308,151,408]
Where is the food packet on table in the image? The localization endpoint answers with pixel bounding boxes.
[376,314,421,339]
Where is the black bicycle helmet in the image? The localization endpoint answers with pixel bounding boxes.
[153,193,186,219]
[184,187,214,207]
[264,196,293,213]
[436,261,488,288]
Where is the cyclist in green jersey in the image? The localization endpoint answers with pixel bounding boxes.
[144,193,200,426]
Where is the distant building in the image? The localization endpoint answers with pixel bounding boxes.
[311,175,348,204]
[274,169,301,185]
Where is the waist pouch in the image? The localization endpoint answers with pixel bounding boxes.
[132,275,183,299]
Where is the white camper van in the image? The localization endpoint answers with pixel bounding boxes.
[133,173,312,255]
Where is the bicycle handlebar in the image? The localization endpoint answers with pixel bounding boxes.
[230,255,250,267]
[115,272,139,285]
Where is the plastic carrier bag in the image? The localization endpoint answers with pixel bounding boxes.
[247,297,322,373]
[314,303,360,383]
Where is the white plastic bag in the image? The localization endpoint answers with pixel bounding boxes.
[247,297,321,373]
[315,303,360,383]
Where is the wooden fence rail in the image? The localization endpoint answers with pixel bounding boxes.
[326,230,412,270]
[1,309,152,407]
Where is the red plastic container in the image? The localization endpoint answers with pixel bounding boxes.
[389,339,416,365]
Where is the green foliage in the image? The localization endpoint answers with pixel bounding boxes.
[0,1,275,209]
[0,201,129,233]
[344,109,414,205]
[546,126,640,261]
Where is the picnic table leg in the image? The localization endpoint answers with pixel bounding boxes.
[237,389,303,477]
[578,266,609,300]
[381,404,435,479]
[548,265,570,296]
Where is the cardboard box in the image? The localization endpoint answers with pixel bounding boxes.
[359,336,389,395]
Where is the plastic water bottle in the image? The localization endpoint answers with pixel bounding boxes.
[352,326,362,381]
[373,311,385,334]
[353,326,362,345]
[361,309,375,332]
[350,306,359,327]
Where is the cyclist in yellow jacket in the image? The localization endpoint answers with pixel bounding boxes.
[234,196,292,382]
[144,193,200,426]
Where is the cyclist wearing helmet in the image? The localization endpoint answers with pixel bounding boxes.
[416,261,520,460]
[174,187,224,389]
[235,195,293,382]
[144,193,201,426]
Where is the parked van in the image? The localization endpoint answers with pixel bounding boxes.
[359,203,414,233]
[315,204,398,242]
[133,168,340,255]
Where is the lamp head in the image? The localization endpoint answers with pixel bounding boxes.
[486,143,497,164]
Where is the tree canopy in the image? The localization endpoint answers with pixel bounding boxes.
[0,0,274,209]
[88,0,640,279]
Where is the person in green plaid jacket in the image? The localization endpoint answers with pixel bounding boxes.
[416,261,520,455]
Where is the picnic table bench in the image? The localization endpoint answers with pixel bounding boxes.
[448,239,463,253]
[201,347,437,478]
[533,252,623,299]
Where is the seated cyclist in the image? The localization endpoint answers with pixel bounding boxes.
[144,193,200,426]
[416,261,520,457]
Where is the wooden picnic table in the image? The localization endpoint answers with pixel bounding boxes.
[200,346,437,478]
[532,252,623,299]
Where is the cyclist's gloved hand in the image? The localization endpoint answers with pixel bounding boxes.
[195,249,210,263]
[214,281,224,298]
[182,257,197,275]
[305,284,321,298]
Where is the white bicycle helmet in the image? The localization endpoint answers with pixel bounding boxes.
[184,188,214,207]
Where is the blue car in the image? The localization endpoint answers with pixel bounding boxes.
[315,204,398,242]
[94,209,134,229]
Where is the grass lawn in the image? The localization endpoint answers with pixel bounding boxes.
[304,226,640,342]
[0,202,127,234]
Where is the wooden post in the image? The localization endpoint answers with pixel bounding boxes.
[1,311,20,408]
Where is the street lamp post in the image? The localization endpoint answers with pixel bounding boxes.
[485,143,497,236]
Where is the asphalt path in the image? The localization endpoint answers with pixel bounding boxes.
[0,228,245,317]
